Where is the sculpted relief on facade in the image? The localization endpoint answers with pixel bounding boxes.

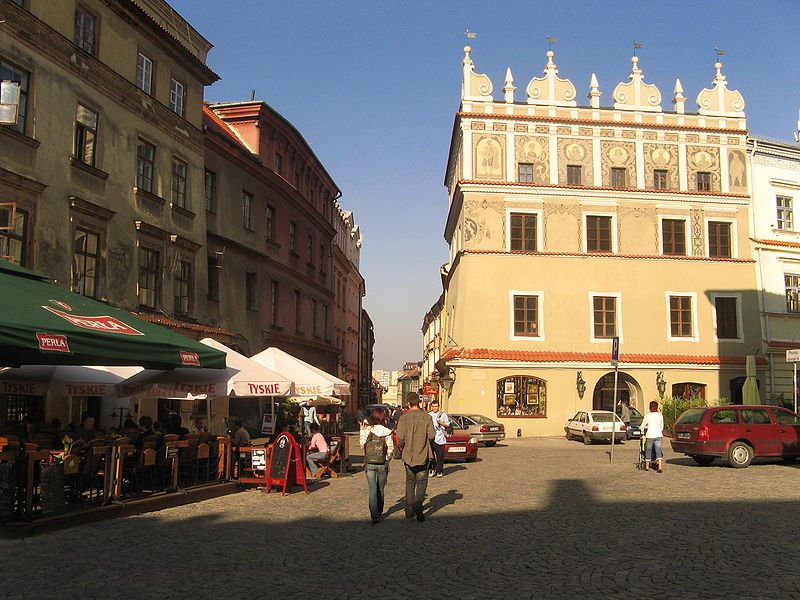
[643,144,679,190]
[728,149,747,193]
[557,138,593,185]
[473,135,505,180]
[600,141,637,188]
[687,145,721,192]
[514,136,549,184]
[463,198,503,250]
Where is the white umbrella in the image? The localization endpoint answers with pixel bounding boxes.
[0,364,142,396]
[250,347,342,397]
[300,361,351,396]
[115,338,291,399]
[288,395,344,407]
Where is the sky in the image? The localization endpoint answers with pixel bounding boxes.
[172,0,800,370]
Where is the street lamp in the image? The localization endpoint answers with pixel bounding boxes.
[439,367,456,393]
[0,80,20,125]
[656,371,666,398]
[576,371,586,399]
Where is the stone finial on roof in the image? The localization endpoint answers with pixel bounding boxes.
[588,73,601,109]
[695,61,745,117]
[503,68,516,103]
[613,56,662,112]
[672,78,686,114]
[461,46,494,102]
[526,50,577,107]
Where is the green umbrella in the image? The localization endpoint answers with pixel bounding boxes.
[742,355,759,405]
[0,259,226,369]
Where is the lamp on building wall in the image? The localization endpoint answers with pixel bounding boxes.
[576,371,586,400]
[439,367,456,393]
[0,80,21,125]
[656,371,666,398]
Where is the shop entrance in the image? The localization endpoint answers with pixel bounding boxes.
[592,372,642,412]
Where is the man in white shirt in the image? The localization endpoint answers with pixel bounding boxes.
[640,401,665,473]
[428,399,450,478]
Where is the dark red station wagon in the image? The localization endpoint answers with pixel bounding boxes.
[671,405,800,468]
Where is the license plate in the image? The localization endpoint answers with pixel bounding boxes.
[678,432,690,439]
[489,427,499,431]
[449,446,467,453]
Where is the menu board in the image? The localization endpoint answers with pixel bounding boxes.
[269,434,290,481]
[251,448,267,472]
[40,463,66,517]
[0,463,14,521]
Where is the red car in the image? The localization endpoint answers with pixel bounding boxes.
[443,428,478,462]
[671,405,800,468]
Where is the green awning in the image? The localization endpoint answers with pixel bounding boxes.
[0,259,226,369]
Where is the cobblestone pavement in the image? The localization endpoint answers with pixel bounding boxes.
[4,436,800,599]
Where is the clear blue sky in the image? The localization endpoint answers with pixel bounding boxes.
[172,0,800,370]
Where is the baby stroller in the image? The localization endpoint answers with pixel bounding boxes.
[637,435,656,470]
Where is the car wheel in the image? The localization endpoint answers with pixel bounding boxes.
[564,429,572,440]
[582,432,592,445]
[466,457,476,463]
[484,441,497,447]
[691,455,715,466]
[781,456,798,463]
[727,441,753,468]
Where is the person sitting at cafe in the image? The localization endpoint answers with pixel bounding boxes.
[190,417,208,433]
[136,415,155,449]
[306,423,330,479]
[168,413,189,436]
[75,411,99,443]
[230,420,251,447]
[123,417,137,429]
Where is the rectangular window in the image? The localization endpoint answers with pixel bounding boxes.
[206,255,219,301]
[74,6,97,55]
[777,195,793,231]
[510,213,537,252]
[245,272,257,310]
[661,219,686,256]
[138,247,160,308]
[266,205,275,240]
[654,169,668,190]
[294,289,302,332]
[322,304,328,339]
[72,227,100,298]
[242,190,253,230]
[586,215,612,253]
[289,221,297,252]
[274,153,282,174]
[173,259,191,316]
[513,295,539,337]
[270,279,279,325]
[171,158,188,209]
[74,104,98,166]
[312,298,318,337]
[697,171,711,192]
[204,169,216,213]
[669,296,693,337]
[708,221,732,258]
[593,296,617,339]
[169,78,185,117]
[0,59,29,135]
[518,163,533,183]
[786,274,800,313]
[136,139,155,193]
[610,167,626,188]
[0,207,28,266]
[319,243,326,273]
[307,234,314,263]
[567,165,582,186]
[136,52,153,94]
[715,297,738,339]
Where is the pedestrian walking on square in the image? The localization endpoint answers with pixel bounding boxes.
[359,406,394,524]
[396,392,435,521]
[640,400,665,473]
[428,399,449,478]
[618,398,632,439]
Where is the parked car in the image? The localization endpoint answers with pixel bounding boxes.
[449,414,506,446]
[670,405,800,468]
[615,406,644,439]
[443,427,478,462]
[564,410,626,445]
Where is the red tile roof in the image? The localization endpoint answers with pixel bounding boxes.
[440,347,764,366]
[766,340,800,349]
[134,312,237,338]
[462,249,754,263]
[458,179,749,199]
[752,238,800,250]
[203,103,249,151]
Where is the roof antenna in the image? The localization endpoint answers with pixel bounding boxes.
[250,89,256,101]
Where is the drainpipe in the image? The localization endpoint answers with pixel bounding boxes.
[755,246,774,394]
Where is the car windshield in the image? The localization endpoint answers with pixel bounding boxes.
[591,412,617,422]
[629,408,643,418]
[466,415,495,425]
[774,409,800,425]
[675,408,706,425]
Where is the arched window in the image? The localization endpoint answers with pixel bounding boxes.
[497,376,547,417]
[671,382,706,402]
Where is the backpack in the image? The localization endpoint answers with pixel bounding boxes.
[364,431,387,465]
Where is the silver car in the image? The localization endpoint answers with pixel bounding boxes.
[449,414,506,446]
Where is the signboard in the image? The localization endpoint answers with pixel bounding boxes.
[611,336,620,365]
[39,463,66,517]
[260,412,275,436]
[787,350,800,362]
[251,449,267,472]
[422,383,439,395]
[0,463,15,522]
[266,432,308,495]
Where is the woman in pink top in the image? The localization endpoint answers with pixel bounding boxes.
[306,423,329,478]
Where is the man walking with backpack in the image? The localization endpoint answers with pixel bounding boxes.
[360,406,394,524]
[396,393,436,522]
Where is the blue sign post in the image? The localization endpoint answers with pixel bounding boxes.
[610,336,620,464]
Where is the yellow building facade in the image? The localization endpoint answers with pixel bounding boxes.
[433,47,763,436]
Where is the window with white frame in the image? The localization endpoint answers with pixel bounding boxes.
[668,294,695,339]
[512,293,541,338]
[707,221,732,258]
[592,295,618,339]
[169,78,185,117]
[777,195,793,231]
[171,158,188,209]
[74,104,98,166]
[786,274,800,313]
[136,52,153,94]
[586,215,613,253]
[0,59,29,135]
[509,213,538,252]
[661,218,687,256]
[242,190,253,230]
